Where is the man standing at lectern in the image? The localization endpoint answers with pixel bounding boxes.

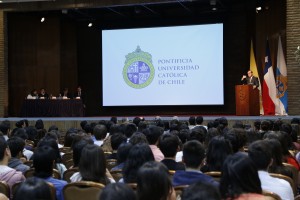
[241,70,259,89]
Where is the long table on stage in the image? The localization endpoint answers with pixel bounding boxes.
[20,99,84,117]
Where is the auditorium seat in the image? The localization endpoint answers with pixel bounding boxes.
[63,181,105,200]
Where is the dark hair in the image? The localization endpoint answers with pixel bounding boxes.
[133,117,142,127]
[72,139,93,167]
[188,117,196,126]
[182,181,221,200]
[64,132,77,147]
[205,127,220,146]
[12,128,28,140]
[80,120,88,130]
[232,121,244,129]
[183,140,205,168]
[143,125,163,145]
[224,128,247,153]
[79,144,109,184]
[129,132,148,145]
[99,183,136,200]
[35,119,44,130]
[33,146,57,178]
[93,124,107,140]
[159,133,180,158]
[248,140,272,170]
[189,126,207,143]
[110,117,118,124]
[111,132,127,150]
[7,137,25,157]
[178,129,190,145]
[261,120,271,131]
[14,177,52,200]
[117,142,133,164]
[195,116,204,125]
[123,143,154,183]
[137,161,172,200]
[220,154,262,199]
[24,126,38,143]
[15,120,25,128]
[0,120,10,135]
[48,125,59,132]
[0,137,7,160]
[205,136,232,172]
[38,138,62,163]
[124,123,137,138]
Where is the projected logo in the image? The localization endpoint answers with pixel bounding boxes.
[123,46,155,89]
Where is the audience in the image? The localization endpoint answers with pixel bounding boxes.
[181,181,221,200]
[93,124,107,146]
[143,125,164,161]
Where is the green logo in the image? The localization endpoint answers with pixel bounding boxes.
[123,46,155,89]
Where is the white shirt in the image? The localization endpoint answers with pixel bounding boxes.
[258,171,294,200]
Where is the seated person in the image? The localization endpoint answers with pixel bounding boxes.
[33,146,67,200]
[99,183,136,200]
[27,89,38,99]
[172,140,218,187]
[0,137,25,197]
[7,137,30,173]
[38,88,49,99]
[248,140,293,200]
[160,133,185,171]
[181,181,221,200]
[93,124,107,146]
[107,133,127,160]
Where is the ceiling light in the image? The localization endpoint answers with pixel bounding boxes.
[40,17,45,22]
[88,22,93,27]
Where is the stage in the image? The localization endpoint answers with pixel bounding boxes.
[1,115,298,133]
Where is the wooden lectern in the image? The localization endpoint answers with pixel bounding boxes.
[235,85,259,116]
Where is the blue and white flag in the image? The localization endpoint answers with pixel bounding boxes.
[276,37,288,115]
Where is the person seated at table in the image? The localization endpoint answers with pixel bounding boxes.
[61,88,72,99]
[73,86,86,107]
[27,89,38,99]
[38,88,49,99]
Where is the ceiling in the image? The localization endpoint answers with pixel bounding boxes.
[2,0,268,22]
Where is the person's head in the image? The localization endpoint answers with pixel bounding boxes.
[7,137,25,158]
[224,128,247,153]
[205,127,221,146]
[0,136,10,162]
[99,183,136,200]
[110,117,118,124]
[12,128,28,140]
[77,86,82,93]
[159,133,180,158]
[79,144,108,184]
[232,121,244,129]
[64,129,78,147]
[25,126,38,142]
[220,154,262,199]
[116,142,133,164]
[123,143,155,183]
[181,181,221,200]
[182,140,205,169]
[72,138,93,167]
[261,120,271,131]
[33,145,57,178]
[110,132,126,151]
[80,120,88,130]
[247,70,253,77]
[248,140,272,170]
[93,124,107,141]
[132,117,142,127]
[40,88,46,94]
[129,132,148,145]
[35,119,44,130]
[254,120,261,131]
[0,120,10,136]
[178,129,190,145]
[143,125,163,145]
[206,136,232,171]
[188,117,196,126]
[38,137,61,163]
[137,161,173,200]
[124,123,137,138]
[30,89,37,96]
[264,138,283,168]
[195,116,204,125]
[14,177,52,200]
[189,126,206,143]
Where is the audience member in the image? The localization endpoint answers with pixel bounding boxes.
[111,142,133,171]
[172,140,218,187]
[248,140,293,200]
[0,136,25,194]
[99,183,136,200]
[122,143,154,183]
[0,120,10,141]
[220,154,264,200]
[224,128,247,154]
[107,132,127,159]
[27,89,38,99]
[181,181,221,200]
[14,177,52,200]
[160,133,185,171]
[7,137,30,173]
[129,132,148,145]
[201,136,232,172]
[70,144,114,184]
[137,161,176,200]
[143,125,164,161]
[93,124,107,146]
